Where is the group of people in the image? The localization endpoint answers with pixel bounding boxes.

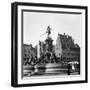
[23,52,59,65]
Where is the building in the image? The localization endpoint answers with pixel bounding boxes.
[23,44,37,65]
[55,33,80,63]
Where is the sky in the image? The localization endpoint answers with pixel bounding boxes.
[23,11,82,47]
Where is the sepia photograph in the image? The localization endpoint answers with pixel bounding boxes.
[11,2,87,87]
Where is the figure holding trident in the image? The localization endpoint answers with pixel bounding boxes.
[46,26,52,38]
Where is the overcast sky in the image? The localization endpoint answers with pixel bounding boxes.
[23,11,82,47]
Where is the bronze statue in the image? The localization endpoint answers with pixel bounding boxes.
[46,26,51,38]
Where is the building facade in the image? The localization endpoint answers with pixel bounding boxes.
[55,33,80,63]
[23,44,37,65]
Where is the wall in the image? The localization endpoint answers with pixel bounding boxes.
[0,0,89,89]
